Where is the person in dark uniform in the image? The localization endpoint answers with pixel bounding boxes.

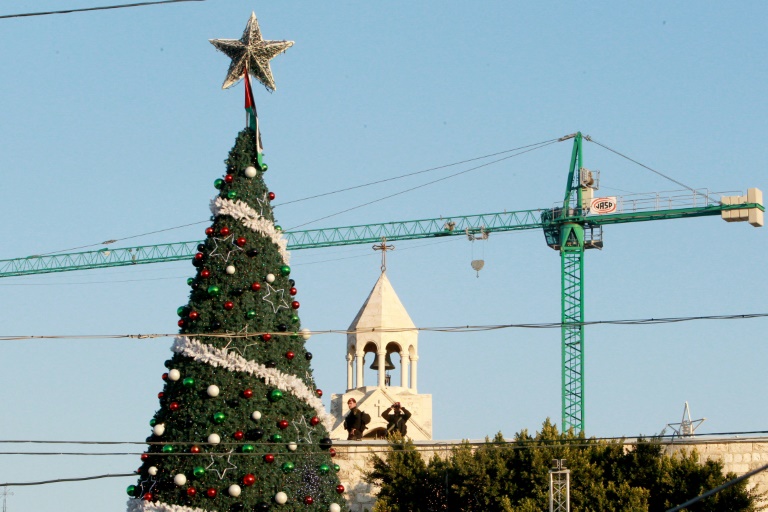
[344,398,370,440]
[382,402,411,436]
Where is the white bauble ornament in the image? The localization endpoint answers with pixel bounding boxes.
[168,369,181,381]
[287,442,298,452]
[148,466,158,476]
[228,484,242,497]
[208,433,221,445]
[207,385,220,397]
[251,411,262,421]
[173,474,187,486]
[152,423,165,436]
[226,265,236,275]
[275,492,288,504]
[244,166,257,178]
[266,273,275,283]
[300,328,311,340]
[329,504,341,512]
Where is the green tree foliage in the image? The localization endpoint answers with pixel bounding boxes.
[366,420,765,512]
[128,129,347,512]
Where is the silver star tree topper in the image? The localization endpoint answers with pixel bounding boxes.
[210,12,294,91]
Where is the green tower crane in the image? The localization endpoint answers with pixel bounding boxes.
[1,133,763,432]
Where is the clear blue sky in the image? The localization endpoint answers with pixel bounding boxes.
[1,1,767,510]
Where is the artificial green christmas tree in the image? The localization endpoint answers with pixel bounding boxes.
[127,13,347,512]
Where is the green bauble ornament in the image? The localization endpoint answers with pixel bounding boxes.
[333,464,341,472]
[227,190,238,200]
[213,412,226,424]
[193,466,206,478]
[162,445,174,453]
[214,178,224,189]
[274,225,282,232]
[247,310,256,319]
[242,444,255,453]
[187,278,194,286]
[279,265,291,277]
[126,485,136,496]
[261,163,268,172]
[319,464,330,474]
[182,377,195,387]
[271,433,283,443]
[207,285,220,297]
[149,419,156,427]
[281,461,295,473]
[269,389,284,402]
[291,315,300,324]
[177,306,185,317]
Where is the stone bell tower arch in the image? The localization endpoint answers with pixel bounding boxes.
[330,240,432,440]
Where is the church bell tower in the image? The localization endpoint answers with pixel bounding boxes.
[329,240,433,440]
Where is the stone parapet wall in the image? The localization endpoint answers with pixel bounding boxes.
[333,437,768,511]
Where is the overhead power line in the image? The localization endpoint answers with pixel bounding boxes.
[0,312,766,341]
[4,432,768,487]
[0,0,205,20]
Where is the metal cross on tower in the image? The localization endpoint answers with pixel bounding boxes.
[372,237,395,273]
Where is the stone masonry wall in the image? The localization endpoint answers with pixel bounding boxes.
[333,438,768,511]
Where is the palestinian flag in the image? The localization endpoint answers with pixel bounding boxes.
[244,70,263,153]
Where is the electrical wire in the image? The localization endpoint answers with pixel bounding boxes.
[0,473,135,486]
[0,0,205,20]
[286,140,559,230]
[0,312,766,341]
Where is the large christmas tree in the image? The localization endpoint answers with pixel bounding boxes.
[127,13,347,512]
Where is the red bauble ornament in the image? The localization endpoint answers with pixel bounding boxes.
[186,487,197,497]
[224,174,234,184]
[206,488,217,498]
[304,496,314,505]
[278,420,289,430]
[190,445,201,454]
[162,372,168,380]
[291,301,300,310]
[233,430,244,440]
[205,227,214,237]
[141,453,149,461]
[285,351,295,360]
[236,237,247,247]
[310,416,320,426]
[261,333,272,342]
[220,227,230,236]
[243,388,253,399]
[200,269,211,278]
[177,320,185,328]
[169,402,180,411]
[143,493,153,501]
[251,282,261,292]
[289,287,297,296]
[263,454,275,463]
[336,485,345,494]
[329,448,337,457]
[315,389,323,397]
[223,301,234,311]
[194,252,204,261]
[268,192,276,201]
[157,392,164,399]
[243,474,256,486]
[189,311,199,320]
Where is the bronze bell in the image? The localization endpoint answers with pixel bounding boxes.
[369,352,395,371]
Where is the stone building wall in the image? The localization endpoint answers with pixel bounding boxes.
[332,438,768,511]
